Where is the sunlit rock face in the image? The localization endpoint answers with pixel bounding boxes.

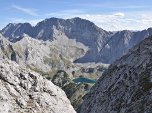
[0,58,76,113]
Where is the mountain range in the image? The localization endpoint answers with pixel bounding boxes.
[1,17,152,64]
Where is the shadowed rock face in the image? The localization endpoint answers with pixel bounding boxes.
[0,58,76,113]
[80,36,152,113]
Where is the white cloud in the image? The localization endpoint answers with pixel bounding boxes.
[4,8,152,31]
[113,12,125,17]
[12,4,38,16]
[78,12,152,31]
[47,10,152,31]
[78,13,127,31]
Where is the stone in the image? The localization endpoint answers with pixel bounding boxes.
[0,58,76,113]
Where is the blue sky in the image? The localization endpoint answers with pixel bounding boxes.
[0,0,152,31]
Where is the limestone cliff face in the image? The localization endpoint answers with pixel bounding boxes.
[80,36,152,113]
[0,58,76,113]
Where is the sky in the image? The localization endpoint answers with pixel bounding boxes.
[0,0,152,31]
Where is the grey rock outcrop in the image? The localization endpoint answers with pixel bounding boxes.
[52,70,71,87]
[0,58,76,113]
[80,36,152,113]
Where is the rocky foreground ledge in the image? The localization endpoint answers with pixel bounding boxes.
[0,58,76,113]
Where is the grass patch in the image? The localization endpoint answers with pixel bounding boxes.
[27,64,58,80]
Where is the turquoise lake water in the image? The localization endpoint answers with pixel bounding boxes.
[73,77,96,84]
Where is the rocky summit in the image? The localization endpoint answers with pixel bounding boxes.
[80,36,152,113]
[0,58,76,113]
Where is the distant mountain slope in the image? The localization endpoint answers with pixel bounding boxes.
[1,17,152,64]
[98,28,152,63]
[80,35,152,113]
[0,33,106,80]
[0,33,83,75]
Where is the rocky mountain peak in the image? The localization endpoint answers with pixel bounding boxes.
[36,17,64,27]
[1,22,32,41]
[1,17,108,41]
[68,17,96,28]
[147,27,152,34]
